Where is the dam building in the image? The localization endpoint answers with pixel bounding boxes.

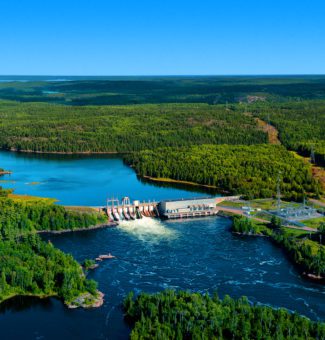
[104,195,239,221]
[158,197,218,219]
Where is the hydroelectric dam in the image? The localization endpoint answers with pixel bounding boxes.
[102,195,240,222]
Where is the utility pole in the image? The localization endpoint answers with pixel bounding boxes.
[277,172,282,213]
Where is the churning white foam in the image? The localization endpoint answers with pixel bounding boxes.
[118,217,176,242]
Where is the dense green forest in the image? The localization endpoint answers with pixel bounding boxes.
[272,229,325,278]
[125,144,321,200]
[0,197,107,239]
[0,101,267,152]
[0,77,325,333]
[123,290,325,339]
[0,195,106,304]
[232,216,325,278]
[1,76,325,105]
[0,234,98,304]
[0,96,323,200]
[250,100,325,165]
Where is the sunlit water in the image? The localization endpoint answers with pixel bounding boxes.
[0,151,324,339]
[0,151,216,205]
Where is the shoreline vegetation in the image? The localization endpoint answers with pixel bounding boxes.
[142,175,222,190]
[0,192,109,309]
[124,290,325,339]
[7,148,121,155]
[0,289,104,309]
[125,144,322,201]
[0,233,105,309]
[37,222,117,234]
[230,215,325,283]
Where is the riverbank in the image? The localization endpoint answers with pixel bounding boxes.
[233,228,324,283]
[229,215,325,284]
[142,175,228,192]
[270,235,325,284]
[37,222,117,235]
[7,148,121,155]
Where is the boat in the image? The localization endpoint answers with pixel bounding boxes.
[99,253,116,259]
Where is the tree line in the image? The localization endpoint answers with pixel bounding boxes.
[125,144,322,200]
[1,76,325,105]
[123,290,325,339]
[0,101,267,153]
[0,197,107,240]
[0,195,106,304]
[0,234,97,304]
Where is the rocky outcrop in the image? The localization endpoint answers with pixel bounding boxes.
[67,291,104,309]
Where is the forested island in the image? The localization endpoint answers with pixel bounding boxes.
[123,290,325,339]
[0,168,11,175]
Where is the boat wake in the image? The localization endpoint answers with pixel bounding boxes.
[118,217,176,242]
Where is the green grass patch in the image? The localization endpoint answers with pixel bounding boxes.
[301,217,325,229]
[7,193,57,205]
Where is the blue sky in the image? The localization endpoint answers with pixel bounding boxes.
[1,0,324,75]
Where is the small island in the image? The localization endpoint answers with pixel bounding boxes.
[0,168,12,176]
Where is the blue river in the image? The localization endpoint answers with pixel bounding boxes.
[0,151,324,340]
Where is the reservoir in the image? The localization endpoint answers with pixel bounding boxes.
[0,151,324,339]
[0,151,214,206]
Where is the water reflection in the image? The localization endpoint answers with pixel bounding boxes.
[0,151,215,206]
[0,296,56,314]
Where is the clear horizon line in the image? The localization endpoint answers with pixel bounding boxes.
[1,73,325,77]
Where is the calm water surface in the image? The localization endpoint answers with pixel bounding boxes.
[0,151,324,340]
[0,151,214,205]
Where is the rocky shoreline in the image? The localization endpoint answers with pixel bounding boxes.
[232,231,268,237]
[304,273,325,282]
[67,291,104,309]
[0,291,105,310]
